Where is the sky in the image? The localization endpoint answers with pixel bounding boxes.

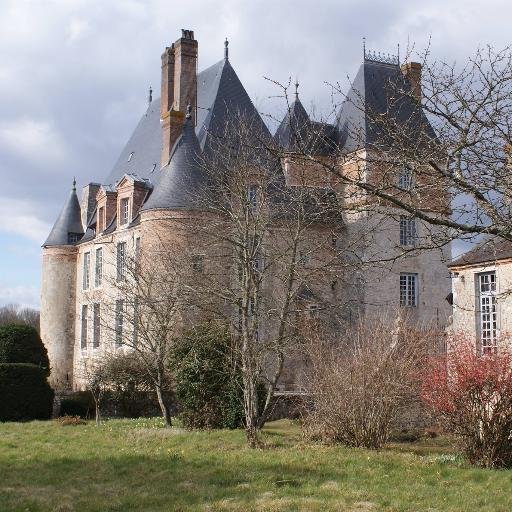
[0,0,510,309]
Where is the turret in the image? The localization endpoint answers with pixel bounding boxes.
[40,180,82,390]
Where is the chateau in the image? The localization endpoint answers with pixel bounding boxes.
[40,29,452,391]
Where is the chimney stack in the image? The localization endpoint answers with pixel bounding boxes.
[160,29,198,168]
[400,61,422,102]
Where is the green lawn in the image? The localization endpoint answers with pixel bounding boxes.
[0,418,511,511]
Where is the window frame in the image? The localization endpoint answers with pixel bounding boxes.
[115,299,124,347]
[92,303,100,349]
[95,247,103,287]
[400,272,418,307]
[477,271,498,355]
[82,252,91,290]
[120,197,130,226]
[80,304,88,351]
[399,216,417,247]
[117,242,126,281]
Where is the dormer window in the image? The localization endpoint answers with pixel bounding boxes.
[121,197,130,225]
[128,152,134,162]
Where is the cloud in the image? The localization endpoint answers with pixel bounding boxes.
[0,284,40,309]
[0,197,51,243]
[0,118,67,164]
[66,17,90,43]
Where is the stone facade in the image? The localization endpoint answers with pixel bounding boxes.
[41,29,453,392]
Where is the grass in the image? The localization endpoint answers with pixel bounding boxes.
[0,418,511,511]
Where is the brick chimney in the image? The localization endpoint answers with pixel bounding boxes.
[160,29,198,168]
[400,62,422,102]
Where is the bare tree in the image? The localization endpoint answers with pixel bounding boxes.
[79,357,109,425]
[0,303,40,331]
[181,115,348,446]
[303,314,437,449]
[272,46,512,249]
[101,238,184,427]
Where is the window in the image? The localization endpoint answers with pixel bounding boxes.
[95,247,103,287]
[121,198,130,225]
[478,272,498,355]
[307,303,320,319]
[83,252,91,290]
[247,185,258,212]
[93,303,100,349]
[97,207,105,232]
[398,166,413,190]
[115,299,124,346]
[400,216,417,246]
[191,254,204,272]
[133,298,139,347]
[299,251,310,265]
[81,304,88,350]
[68,233,81,243]
[400,273,418,307]
[117,242,126,281]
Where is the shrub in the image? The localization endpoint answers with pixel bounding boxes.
[422,337,512,468]
[171,323,245,429]
[303,318,431,449]
[60,391,94,418]
[0,363,54,421]
[0,324,49,375]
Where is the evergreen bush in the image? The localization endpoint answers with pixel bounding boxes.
[0,324,50,375]
[171,323,246,429]
[0,363,54,421]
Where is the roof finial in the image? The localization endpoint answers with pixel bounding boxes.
[186,103,192,119]
[397,43,400,64]
[294,78,299,100]
[363,36,366,59]
[148,86,153,105]
[224,38,229,60]
[72,177,76,192]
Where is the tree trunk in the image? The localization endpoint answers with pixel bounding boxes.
[95,401,101,426]
[155,385,172,427]
[243,371,260,448]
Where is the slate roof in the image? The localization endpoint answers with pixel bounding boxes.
[43,184,84,246]
[274,98,311,151]
[104,57,270,187]
[274,98,337,156]
[336,58,435,153]
[142,112,207,210]
[449,239,512,268]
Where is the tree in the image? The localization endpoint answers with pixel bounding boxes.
[183,115,347,446]
[0,304,40,332]
[422,335,512,468]
[303,315,434,449]
[271,46,512,250]
[101,233,187,427]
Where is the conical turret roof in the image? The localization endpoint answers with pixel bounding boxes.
[274,96,311,151]
[43,181,84,246]
[142,112,207,211]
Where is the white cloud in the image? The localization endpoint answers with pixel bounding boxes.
[0,197,51,243]
[0,284,40,309]
[0,118,67,164]
[66,17,90,43]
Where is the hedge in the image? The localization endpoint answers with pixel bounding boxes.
[0,324,50,375]
[0,363,54,421]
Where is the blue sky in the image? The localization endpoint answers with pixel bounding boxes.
[0,0,510,308]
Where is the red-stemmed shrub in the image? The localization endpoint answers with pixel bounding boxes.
[422,336,512,468]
